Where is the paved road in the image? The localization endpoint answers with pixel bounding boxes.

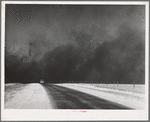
[43,84,131,109]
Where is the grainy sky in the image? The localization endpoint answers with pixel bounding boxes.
[6,5,145,61]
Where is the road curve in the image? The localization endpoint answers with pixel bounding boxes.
[43,84,131,109]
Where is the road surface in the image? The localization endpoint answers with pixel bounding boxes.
[43,84,131,109]
[5,83,131,109]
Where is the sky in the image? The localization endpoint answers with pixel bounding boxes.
[5,4,145,83]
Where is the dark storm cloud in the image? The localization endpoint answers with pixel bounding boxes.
[6,5,144,60]
[5,4,145,83]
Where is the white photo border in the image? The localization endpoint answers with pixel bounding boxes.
[1,1,149,121]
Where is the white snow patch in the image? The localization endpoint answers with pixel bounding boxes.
[5,83,53,109]
[5,83,21,86]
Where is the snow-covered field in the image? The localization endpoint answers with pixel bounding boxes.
[5,83,28,103]
[56,83,145,110]
[5,83,52,109]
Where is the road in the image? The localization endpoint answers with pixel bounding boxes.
[5,83,131,109]
[43,84,131,109]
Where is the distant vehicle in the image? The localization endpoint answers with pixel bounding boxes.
[40,79,44,84]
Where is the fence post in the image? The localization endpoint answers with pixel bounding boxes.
[133,81,135,88]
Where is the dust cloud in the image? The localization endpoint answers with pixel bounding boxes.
[5,5,145,84]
